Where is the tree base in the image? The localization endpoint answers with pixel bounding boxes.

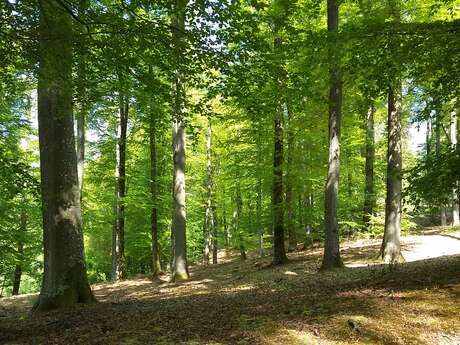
[272,255,289,266]
[32,288,96,312]
[170,271,189,283]
[320,256,344,271]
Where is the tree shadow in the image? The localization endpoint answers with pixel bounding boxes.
[1,253,459,344]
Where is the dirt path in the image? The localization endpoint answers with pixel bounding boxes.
[1,228,459,345]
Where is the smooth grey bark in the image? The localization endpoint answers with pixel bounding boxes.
[322,0,344,270]
[203,118,216,265]
[450,109,459,226]
[272,0,289,265]
[380,0,403,264]
[150,106,162,276]
[34,1,94,311]
[380,86,403,263]
[170,0,189,282]
[363,103,375,229]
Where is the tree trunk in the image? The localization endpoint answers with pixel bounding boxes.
[234,179,246,260]
[223,206,229,248]
[256,128,264,257]
[450,109,460,226]
[380,86,403,263]
[170,0,189,282]
[272,0,289,265]
[203,118,215,265]
[303,193,314,248]
[12,201,26,296]
[286,104,297,252]
[363,103,375,229]
[212,205,218,264]
[426,119,431,156]
[434,110,448,226]
[150,106,162,276]
[112,91,128,280]
[322,0,344,270]
[34,1,94,311]
[256,175,264,257]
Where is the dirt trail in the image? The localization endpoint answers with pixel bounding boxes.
[1,228,459,345]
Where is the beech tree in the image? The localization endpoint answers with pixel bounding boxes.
[380,0,403,264]
[322,0,344,270]
[170,0,190,282]
[33,0,94,311]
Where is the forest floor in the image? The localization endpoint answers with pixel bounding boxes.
[1,227,460,345]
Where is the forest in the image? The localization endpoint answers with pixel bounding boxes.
[0,0,460,344]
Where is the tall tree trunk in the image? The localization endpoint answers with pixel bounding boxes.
[380,86,403,263]
[272,0,289,265]
[363,103,375,229]
[322,0,344,270]
[256,175,264,257]
[450,109,459,226]
[111,194,118,280]
[256,128,264,257]
[203,118,215,265]
[435,110,447,226]
[170,0,189,282]
[34,1,94,311]
[12,199,26,296]
[286,104,297,252]
[112,91,128,280]
[150,106,162,276]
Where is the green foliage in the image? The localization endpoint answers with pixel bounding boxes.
[1,0,459,293]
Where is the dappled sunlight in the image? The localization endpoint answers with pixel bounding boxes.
[2,228,460,344]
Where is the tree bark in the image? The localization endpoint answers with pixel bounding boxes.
[434,109,448,226]
[286,104,297,252]
[150,105,162,276]
[380,86,403,263]
[12,201,26,296]
[450,108,459,226]
[363,103,375,229]
[255,125,264,257]
[203,118,215,265]
[223,205,229,248]
[34,1,94,311]
[170,0,189,282]
[272,0,289,265]
[212,205,218,264]
[234,178,246,260]
[322,0,344,270]
[112,91,128,280]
